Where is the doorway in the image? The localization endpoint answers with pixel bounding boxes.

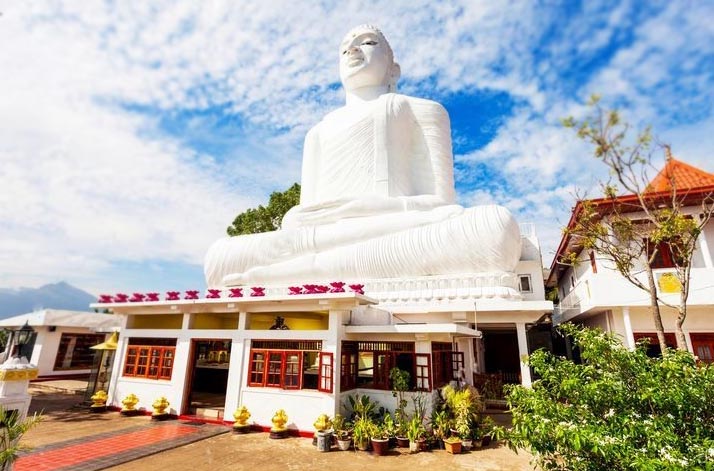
[481,329,521,385]
[184,339,231,419]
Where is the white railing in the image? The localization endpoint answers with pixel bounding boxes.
[251,273,521,304]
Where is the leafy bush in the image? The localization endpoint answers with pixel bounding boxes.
[505,324,714,470]
[442,384,484,439]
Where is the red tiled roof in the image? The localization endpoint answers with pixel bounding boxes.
[648,155,714,192]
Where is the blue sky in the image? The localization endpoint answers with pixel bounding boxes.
[1,1,713,296]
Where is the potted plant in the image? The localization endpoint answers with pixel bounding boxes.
[347,393,377,421]
[389,367,410,447]
[443,435,462,454]
[430,410,451,450]
[479,416,496,446]
[370,419,390,456]
[443,384,483,451]
[381,412,398,448]
[406,416,425,453]
[332,414,352,451]
[352,416,373,451]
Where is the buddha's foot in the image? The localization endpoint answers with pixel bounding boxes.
[223,272,247,286]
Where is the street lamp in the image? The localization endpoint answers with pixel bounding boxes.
[13,321,35,360]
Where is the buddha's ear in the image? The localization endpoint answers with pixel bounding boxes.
[388,62,401,93]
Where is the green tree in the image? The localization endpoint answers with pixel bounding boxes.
[562,96,714,350]
[226,183,300,236]
[505,324,714,470]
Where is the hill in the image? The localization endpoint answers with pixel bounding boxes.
[0,282,96,319]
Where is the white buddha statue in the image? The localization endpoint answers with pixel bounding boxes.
[204,25,521,288]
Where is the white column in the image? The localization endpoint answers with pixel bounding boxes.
[697,215,713,268]
[622,307,636,350]
[515,322,532,388]
[237,311,248,330]
[327,310,346,416]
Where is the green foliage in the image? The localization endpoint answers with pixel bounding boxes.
[332,413,351,439]
[389,367,410,432]
[406,415,426,442]
[352,416,376,448]
[504,324,714,470]
[346,393,386,422]
[430,409,451,440]
[0,408,42,468]
[442,384,484,439]
[377,413,396,439]
[226,183,300,236]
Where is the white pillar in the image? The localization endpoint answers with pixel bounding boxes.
[515,322,532,388]
[697,215,713,268]
[622,307,635,350]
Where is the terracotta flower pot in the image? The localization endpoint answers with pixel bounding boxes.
[371,438,389,456]
[444,439,462,454]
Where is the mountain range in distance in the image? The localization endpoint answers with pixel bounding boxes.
[0,281,96,319]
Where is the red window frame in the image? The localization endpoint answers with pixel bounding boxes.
[431,343,463,388]
[266,351,284,387]
[248,347,330,392]
[249,350,266,386]
[452,351,465,380]
[339,341,435,392]
[690,333,714,364]
[318,352,333,393]
[341,351,357,391]
[123,346,175,380]
[415,353,431,391]
[159,349,174,380]
[373,352,392,390]
[284,351,302,390]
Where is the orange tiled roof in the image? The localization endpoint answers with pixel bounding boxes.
[648,154,714,192]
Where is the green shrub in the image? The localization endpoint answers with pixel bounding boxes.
[505,324,714,470]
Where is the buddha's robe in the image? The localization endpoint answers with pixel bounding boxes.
[204,94,521,287]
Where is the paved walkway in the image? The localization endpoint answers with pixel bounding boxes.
[19,383,536,471]
[16,420,227,471]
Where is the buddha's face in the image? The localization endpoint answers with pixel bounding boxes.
[339,27,392,91]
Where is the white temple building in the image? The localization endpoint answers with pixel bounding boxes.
[547,156,714,359]
[94,25,552,433]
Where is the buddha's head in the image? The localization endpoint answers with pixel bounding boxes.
[339,25,401,93]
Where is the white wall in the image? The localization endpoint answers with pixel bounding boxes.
[28,327,106,377]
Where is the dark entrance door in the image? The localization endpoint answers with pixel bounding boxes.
[184,339,231,419]
[481,329,521,385]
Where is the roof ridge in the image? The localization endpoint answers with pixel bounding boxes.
[648,154,714,192]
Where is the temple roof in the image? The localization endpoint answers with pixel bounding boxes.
[648,151,714,192]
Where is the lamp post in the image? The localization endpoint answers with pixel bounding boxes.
[84,331,118,402]
[13,321,35,361]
